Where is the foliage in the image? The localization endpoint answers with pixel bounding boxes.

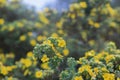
[0,0,120,80]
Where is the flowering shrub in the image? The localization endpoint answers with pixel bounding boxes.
[0,37,120,80]
[0,0,120,80]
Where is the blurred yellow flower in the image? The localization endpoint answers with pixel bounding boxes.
[63,49,69,56]
[105,55,115,63]
[1,66,8,75]
[85,50,95,57]
[41,54,49,62]
[20,58,32,68]
[103,73,115,80]
[0,18,5,25]
[94,22,100,28]
[51,33,59,37]
[30,39,36,46]
[79,2,87,8]
[19,35,26,41]
[41,62,50,69]
[27,51,33,57]
[58,39,66,47]
[37,35,43,41]
[74,76,83,80]
[35,70,43,78]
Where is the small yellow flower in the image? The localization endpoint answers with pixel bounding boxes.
[30,39,36,46]
[94,67,99,74]
[35,70,43,78]
[85,50,95,57]
[103,73,115,80]
[37,35,43,41]
[27,51,33,57]
[20,58,32,68]
[94,22,100,28]
[58,39,66,47]
[41,62,50,69]
[74,76,83,80]
[63,49,69,56]
[0,18,5,25]
[105,55,115,63]
[41,54,49,62]
[79,2,87,8]
[1,66,8,75]
[19,35,26,41]
[78,65,91,73]
[51,33,59,37]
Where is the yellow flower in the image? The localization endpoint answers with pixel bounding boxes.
[103,73,115,80]
[41,54,49,62]
[51,33,59,37]
[85,50,95,57]
[78,65,91,73]
[94,67,99,74]
[37,35,43,41]
[94,22,100,28]
[41,62,50,69]
[20,58,32,68]
[30,39,36,46]
[0,18,5,25]
[105,55,115,63]
[79,2,87,8]
[35,70,43,78]
[74,76,83,80]
[19,35,26,41]
[63,49,69,56]
[58,39,66,47]
[1,66,8,75]
[27,51,33,57]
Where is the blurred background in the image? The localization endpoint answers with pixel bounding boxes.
[0,0,120,59]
